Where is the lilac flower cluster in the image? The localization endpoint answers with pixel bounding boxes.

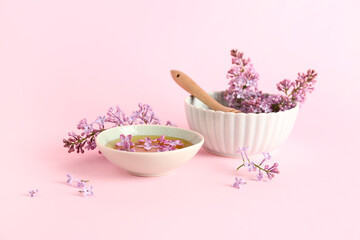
[115,134,184,152]
[235,148,279,183]
[224,49,317,113]
[276,69,317,104]
[63,103,176,154]
[67,174,93,197]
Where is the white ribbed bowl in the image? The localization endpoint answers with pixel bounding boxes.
[185,91,299,158]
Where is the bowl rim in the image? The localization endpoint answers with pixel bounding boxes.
[184,90,299,116]
[95,124,204,155]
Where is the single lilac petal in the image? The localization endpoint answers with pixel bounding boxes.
[138,140,155,151]
[77,180,87,188]
[143,142,153,151]
[80,186,94,197]
[119,134,125,142]
[66,174,78,185]
[262,152,271,161]
[94,116,106,130]
[125,135,132,142]
[157,135,166,143]
[259,152,271,166]
[237,146,249,153]
[166,121,177,127]
[256,171,263,181]
[247,161,256,172]
[233,177,246,189]
[29,189,38,197]
[157,145,176,152]
[172,140,184,146]
[236,146,250,162]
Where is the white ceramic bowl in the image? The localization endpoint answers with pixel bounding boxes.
[96,125,204,177]
[185,91,299,157]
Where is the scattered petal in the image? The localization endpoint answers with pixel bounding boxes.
[256,170,264,181]
[79,186,94,197]
[29,189,38,197]
[233,177,247,189]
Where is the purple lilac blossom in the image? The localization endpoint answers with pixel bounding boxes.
[157,145,176,152]
[66,174,89,188]
[224,49,317,113]
[259,152,271,166]
[156,135,166,145]
[237,146,250,153]
[94,116,106,130]
[79,186,94,197]
[137,137,155,151]
[256,170,264,181]
[77,119,94,136]
[167,139,184,148]
[63,104,176,154]
[247,162,256,172]
[116,134,135,152]
[76,180,88,188]
[233,177,247,189]
[130,103,161,125]
[165,120,177,127]
[277,69,317,105]
[66,174,77,185]
[29,189,38,197]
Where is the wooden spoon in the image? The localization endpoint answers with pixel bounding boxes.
[170,70,241,113]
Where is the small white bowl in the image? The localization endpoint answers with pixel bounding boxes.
[185,91,299,157]
[96,125,204,177]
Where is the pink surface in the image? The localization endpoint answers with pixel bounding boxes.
[1,0,359,239]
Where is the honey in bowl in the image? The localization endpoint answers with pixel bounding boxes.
[106,135,193,152]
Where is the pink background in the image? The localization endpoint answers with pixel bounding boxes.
[1,0,359,239]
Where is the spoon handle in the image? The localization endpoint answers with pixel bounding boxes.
[170,70,240,113]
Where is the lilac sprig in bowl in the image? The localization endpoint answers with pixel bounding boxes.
[185,49,317,157]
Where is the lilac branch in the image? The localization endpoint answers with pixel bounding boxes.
[63,103,176,154]
[236,150,279,181]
